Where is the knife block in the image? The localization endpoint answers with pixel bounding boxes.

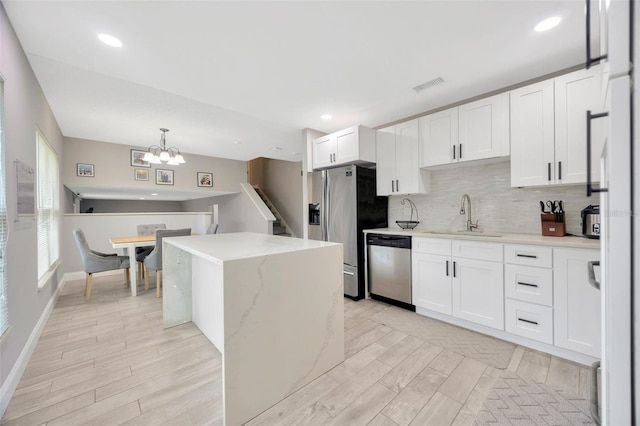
[541,213,565,237]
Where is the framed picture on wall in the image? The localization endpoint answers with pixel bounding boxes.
[77,163,94,177]
[134,169,149,181]
[131,149,150,168]
[197,172,213,187]
[156,169,174,185]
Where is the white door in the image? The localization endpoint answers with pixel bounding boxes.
[412,253,452,315]
[554,67,603,184]
[553,248,601,358]
[510,80,555,186]
[419,107,458,167]
[375,127,396,196]
[452,258,504,330]
[394,119,420,194]
[458,93,509,162]
[312,135,335,169]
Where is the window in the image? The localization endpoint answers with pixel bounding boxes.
[36,130,59,286]
[0,79,7,337]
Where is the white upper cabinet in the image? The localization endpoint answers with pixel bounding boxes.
[510,67,603,187]
[376,120,430,196]
[311,125,376,170]
[419,93,509,168]
[458,94,510,162]
[554,68,604,185]
[312,134,335,170]
[419,107,458,167]
[510,80,555,187]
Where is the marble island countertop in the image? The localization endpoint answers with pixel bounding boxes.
[364,228,600,249]
[164,232,341,264]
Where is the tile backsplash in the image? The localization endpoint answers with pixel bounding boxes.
[388,160,596,236]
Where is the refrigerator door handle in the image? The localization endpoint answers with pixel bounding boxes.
[586,110,609,196]
[321,170,327,241]
[587,260,601,290]
[326,171,331,241]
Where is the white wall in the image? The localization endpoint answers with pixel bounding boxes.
[0,2,65,405]
[216,184,274,234]
[62,213,210,273]
[388,160,594,236]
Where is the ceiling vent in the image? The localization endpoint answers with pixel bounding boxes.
[412,77,445,93]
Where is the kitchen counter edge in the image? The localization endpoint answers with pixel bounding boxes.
[363,228,600,249]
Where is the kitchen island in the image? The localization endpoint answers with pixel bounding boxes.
[162,232,344,425]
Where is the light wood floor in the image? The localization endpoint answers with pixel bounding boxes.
[2,275,591,425]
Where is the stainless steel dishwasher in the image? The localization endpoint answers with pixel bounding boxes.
[366,234,414,310]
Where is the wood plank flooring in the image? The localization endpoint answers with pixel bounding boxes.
[2,275,593,425]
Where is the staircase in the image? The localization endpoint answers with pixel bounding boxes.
[253,186,294,237]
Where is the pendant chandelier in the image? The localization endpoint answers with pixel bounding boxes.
[142,128,185,165]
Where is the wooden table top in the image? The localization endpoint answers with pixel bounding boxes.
[110,233,199,245]
[110,235,157,244]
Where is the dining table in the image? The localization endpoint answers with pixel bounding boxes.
[110,234,157,296]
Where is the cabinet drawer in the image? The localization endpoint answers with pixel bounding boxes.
[505,299,553,344]
[504,244,552,268]
[412,237,451,256]
[504,264,553,306]
[452,240,502,262]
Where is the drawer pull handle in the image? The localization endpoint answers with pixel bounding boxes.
[517,281,538,288]
[518,318,538,326]
[446,260,449,277]
[516,254,538,259]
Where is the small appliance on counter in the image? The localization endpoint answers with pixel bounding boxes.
[581,205,600,239]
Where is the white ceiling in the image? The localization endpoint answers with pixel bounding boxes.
[3,0,589,166]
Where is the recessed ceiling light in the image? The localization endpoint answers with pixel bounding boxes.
[534,16,561,32]
[321,114,332,120]
[139,197,145,200]
[97,33,123,47]
[151,193,158,196]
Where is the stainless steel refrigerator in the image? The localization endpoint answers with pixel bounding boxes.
[308,165,388,299]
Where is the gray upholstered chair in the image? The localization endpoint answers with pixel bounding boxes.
[73,229,130,301]
[135,224,166,280]
[144,228,191,297]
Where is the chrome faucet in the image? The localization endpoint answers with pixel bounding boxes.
[459,194,478,231]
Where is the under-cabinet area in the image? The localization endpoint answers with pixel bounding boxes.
[365,229,600,365]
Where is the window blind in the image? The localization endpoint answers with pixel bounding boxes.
[36,130,59,283]
[0,80,8,337]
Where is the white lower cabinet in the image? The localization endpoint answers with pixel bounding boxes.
[412,237,503,330]
[412,252,452,315]
[452,257,504,330]
[505,299,553,344]
[553,248,601,358]
[410,238,601,361]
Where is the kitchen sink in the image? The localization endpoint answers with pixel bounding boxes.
[418,230,504,238]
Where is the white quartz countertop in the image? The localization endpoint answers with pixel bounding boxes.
[364,228,600,249]
[164,232,341,264]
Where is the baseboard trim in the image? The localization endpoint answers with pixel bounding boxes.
[0,274,69,418]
